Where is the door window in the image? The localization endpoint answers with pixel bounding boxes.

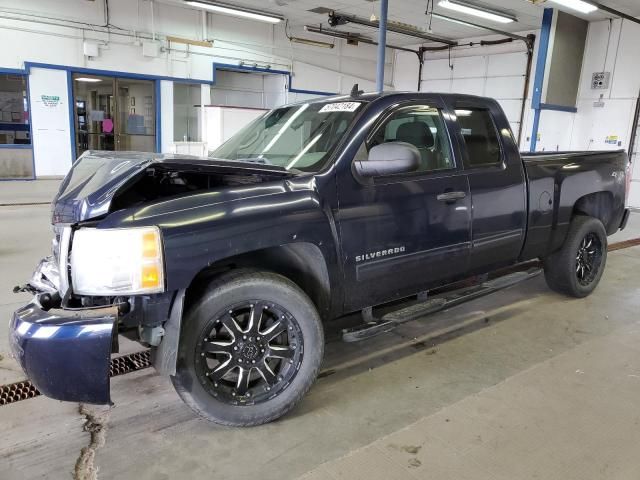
[455,108,502,168]
[363,105,454,173]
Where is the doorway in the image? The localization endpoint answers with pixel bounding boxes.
[72,73,156,157]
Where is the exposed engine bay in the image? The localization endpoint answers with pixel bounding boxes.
[110,164,286,212]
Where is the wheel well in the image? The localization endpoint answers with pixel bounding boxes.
[573,192,615,232]
[185,243,332,320]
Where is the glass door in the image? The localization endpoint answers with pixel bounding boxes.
[115,78,156,152]
[73,74,156,157]
[73,74,115,157]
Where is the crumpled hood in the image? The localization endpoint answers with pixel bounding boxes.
[51,151,291,224]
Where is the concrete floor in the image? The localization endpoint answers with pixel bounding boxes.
[1,181,640,479]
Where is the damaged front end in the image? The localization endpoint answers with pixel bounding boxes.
[10,227,117,404]
[10,151,289,405]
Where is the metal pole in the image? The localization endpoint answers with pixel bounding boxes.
[376,0,388,93]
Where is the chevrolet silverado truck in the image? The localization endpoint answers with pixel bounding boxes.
[10,92,631,426]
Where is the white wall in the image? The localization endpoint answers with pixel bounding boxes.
[533,19,640,153]
[28,67,73,176]
[0,0,388,92]
[0,0,390,175]
[159,79,173,153]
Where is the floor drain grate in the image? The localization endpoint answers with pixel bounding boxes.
[0,349,151,407]
[0,381,39,405]
[109,350,152,377]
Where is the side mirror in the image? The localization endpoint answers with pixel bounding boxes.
[354,142,421,177]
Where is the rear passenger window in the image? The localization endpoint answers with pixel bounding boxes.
[455,108,502,168]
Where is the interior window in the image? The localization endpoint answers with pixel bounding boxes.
[455,108,502,168]
[365,105,454,173]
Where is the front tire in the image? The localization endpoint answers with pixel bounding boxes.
[171,270,324,427]
[543,215,607,298]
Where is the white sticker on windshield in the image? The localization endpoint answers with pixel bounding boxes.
[319,102,361,113]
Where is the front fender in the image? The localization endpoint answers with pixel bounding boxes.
[100,184,340,294]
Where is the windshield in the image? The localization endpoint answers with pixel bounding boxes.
[210,100,364,172]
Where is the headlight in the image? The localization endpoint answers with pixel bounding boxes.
[71,226,165,295]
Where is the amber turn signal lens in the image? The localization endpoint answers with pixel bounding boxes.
[141,264,161,289]
[142,231,160,258]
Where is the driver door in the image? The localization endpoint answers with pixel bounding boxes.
[336,99,472,311]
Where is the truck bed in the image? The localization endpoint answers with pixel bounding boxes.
[519,149,628,261]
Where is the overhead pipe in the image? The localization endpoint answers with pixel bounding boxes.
[590,2,640,26]
[328,11,457,46]
[304,26,420,55]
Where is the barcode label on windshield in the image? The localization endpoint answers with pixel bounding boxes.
[319,102,361,113]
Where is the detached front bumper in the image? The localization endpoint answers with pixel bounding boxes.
[9,299,117,404]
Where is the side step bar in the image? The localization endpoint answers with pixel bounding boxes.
[342,268,542,342]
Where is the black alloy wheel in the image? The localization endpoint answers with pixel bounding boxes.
[171,270,324,426]
[543,215,608,298]
[575,232,603,286]
[194,301,303,405]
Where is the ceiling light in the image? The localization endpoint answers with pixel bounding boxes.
[432,13,483,29]
[289,37,334,49]
[438,0,516,24]
[185,1,283,23]
[75,77,102,83]
[548,0,598,14]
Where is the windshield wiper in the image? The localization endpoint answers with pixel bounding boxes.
[232,157,273,165]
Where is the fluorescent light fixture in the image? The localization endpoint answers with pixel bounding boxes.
[438,0,516,24]
[289,37,334,49]
[75,77,102,83]
[432,13,483,29]
[185,1,283,23]
[548,0,598,14]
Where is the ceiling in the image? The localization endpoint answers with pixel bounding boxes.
[180,0,640,46]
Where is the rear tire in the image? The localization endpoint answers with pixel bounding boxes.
[543,215,607,298]
[171,270,324,427]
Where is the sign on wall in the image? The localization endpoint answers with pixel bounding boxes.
[28,68,73,177]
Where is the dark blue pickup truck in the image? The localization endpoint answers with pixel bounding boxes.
[10,92,631,426]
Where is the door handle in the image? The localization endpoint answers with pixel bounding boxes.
[437,191,467,202]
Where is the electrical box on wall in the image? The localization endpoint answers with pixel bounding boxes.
[591,72,611,90]
[142,41,160,58]
[83,41,100,58]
